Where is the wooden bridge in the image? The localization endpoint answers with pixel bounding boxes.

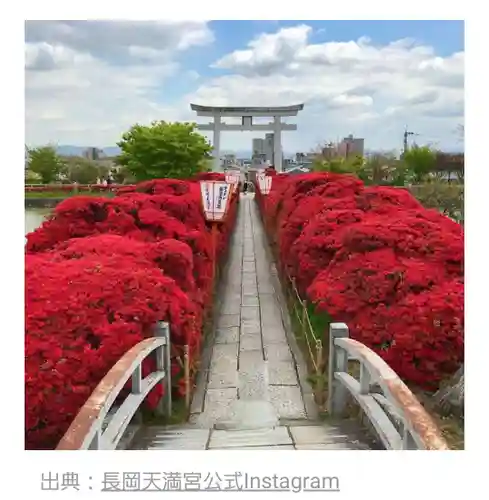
[56,194,448,451]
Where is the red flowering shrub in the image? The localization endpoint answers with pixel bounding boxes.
[193,172,226,181]
[278,197,359,271]
[25,177,238,449]
[25,253,200,449]
[287,209,366,291]
[255,172,464,390]
[356,186,420,210]
[118,178,197,196]
[308,249,451,319]
[348,279,464,388]
[45,234,196,294]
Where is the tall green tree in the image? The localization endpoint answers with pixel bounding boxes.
[117,121,213,181]
[313,155,364,175]
[403,145,436,183]
[27,145,66,184]
[66,157,100,184]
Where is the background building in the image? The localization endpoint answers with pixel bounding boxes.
[252,134,275,166]
[318,136,365,160]
[83,147,105,161]
[264,133,274,164]
[321,142,337,159]
[223,153,237,168]
[338,135,364,158]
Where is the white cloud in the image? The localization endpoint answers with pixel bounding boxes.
[25,22,464,153]
[25,21,214,66]
[190,25,464,152]
[25,21,212,146]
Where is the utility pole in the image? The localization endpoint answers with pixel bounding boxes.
[403,127,419,156]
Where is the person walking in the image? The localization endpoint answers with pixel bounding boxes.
[242,173,249,193]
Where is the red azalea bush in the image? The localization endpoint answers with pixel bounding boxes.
[255,172,464,389]
[25,254,199,449]
[193,172,226,181]
[44,234,196,294]
[348,279,464,388]
[25,177,238,449]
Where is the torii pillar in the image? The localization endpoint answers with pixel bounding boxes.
[190,104,305,172]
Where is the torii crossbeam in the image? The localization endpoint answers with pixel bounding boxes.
[190,104,304,172]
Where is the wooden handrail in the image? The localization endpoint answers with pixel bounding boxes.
[56,322,172,450]
[328,323,449,450]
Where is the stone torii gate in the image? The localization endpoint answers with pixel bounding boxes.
[190,104,304,172]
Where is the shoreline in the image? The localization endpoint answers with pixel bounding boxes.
[25,198,65,209]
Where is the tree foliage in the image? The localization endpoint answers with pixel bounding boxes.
[403,145,436,183]
[112,166,135,184]
[27,145,66,184]
[357,155,415,187]
[409,181,464,223]
[66,158,100,184]
[313,155,364,175]
[117,121,213,181]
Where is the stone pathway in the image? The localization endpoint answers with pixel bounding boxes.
[189,193,307,429]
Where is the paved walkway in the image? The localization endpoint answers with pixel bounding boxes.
[190,193,307,429]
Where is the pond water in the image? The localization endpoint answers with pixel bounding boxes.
[25,209,50,236]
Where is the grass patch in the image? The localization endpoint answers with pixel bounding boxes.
[283,281,360,414]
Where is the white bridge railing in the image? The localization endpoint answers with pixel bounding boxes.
[57,322,172,450]
[328,323,449,450]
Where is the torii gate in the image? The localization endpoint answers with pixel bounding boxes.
[190,104,304,172]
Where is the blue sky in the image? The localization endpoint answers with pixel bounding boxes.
[210,20,464,59]
[25,20,464,154]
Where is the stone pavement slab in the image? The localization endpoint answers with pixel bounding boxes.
[208,344,238,389]
[268,360,298,385]
[264,342,293,362]
[269,385,307,419]
[215,327,239,344]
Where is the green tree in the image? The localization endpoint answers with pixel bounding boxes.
[25,170,42,184]
[66,157,100,184]
[116,121,213,181]
[27,145,66,184]
[357,155,390,185]
[403,145,436,183]
[313,155,364,175]
[112,166,136,184]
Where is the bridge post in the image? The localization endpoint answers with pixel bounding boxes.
[154,321,172,418]
[328,323,350,417]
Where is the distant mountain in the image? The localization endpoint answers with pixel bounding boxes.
[56,145,121,157]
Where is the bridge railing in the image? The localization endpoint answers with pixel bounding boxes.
[328,323,449,450]
[56,322,172,450]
